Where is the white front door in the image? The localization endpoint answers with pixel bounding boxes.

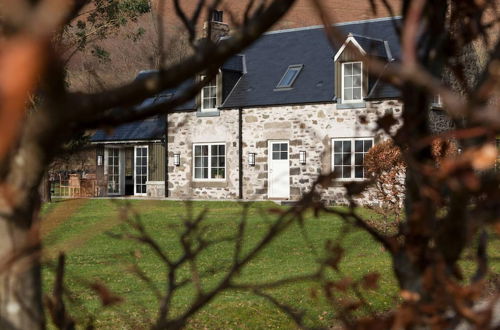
[134,146,148,196]
[268,141,290,199]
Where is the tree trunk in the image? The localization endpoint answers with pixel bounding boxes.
[0,105,58,329]
[0,199,44,330]
[39,173,51,204]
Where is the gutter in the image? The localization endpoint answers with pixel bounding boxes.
[164,113,169,198]
[238,107,243,200]
[90,139,162,144]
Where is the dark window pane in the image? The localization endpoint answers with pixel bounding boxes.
[272,152,280,160]
[278,67,300,88]
[343,141,351,152]
[334,141,342,152]
[344,63,352,75]
[211,145,218,155]
[353,76,361,87]
[195,168,202,178]
[219,145,225,154]
[343,166,351,178]
[281,143,287,151]
[344,76,353,88]
[203,99,211,109]
[364,140,373,152]
[218,157,225,167]
[280,70,295,86]
[342,154,351,165]
[355,153,364,166]
[334,154,342,165]
[203,168,208,178]
[344,88,353,100]
[219,169,225,178]
[353,63,361,75]
[353,88,361,100]
[195,146,201,157]
[281,151,288,160]
[355,140,363,152]
[211,156,217,166]
[273,144,279,151]
[195,157,202,167]
[355,166,364,178]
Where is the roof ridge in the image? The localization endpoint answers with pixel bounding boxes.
[264,16,401,36]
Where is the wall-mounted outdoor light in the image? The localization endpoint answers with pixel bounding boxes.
[174,154,180,166]
[299,151,306,165]
[248,153,256,166]
[97,155,103,166]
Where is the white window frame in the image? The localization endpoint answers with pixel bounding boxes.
[200,75,218,112]
[192,143,226,181]
[331,137,374,181]
[341,61,363,104]
[134,145,148,196]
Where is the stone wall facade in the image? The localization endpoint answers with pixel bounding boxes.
[167,110,240,199]
[167,100,403,205]
[428,108,454,133]
[147,181,165,198]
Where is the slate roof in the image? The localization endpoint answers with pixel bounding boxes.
[91,116,165,142]
[91,17,401,142]
[222,54,246,73]
[90,75,194,142]
[351,34,393,59]
[222,16,402,108]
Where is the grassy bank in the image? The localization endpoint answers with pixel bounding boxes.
[40,199,401,328]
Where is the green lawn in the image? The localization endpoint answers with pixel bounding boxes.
[40,199,498,329]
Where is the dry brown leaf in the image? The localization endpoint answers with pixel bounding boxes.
[470,144,497,170]
[361,272,380,290]
[90,282,123,307]
[400,290,421,302]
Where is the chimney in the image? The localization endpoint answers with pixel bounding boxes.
[203,10,230,42]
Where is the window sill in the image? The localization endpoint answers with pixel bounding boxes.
[336,101,366,109]
[196,110,220,117]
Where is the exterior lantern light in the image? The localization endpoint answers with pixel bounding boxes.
[174,154,180,166]
[299,151,306,165]
[97,155,103,166]
[248,153,256,166]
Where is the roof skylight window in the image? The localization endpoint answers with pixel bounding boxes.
[276,64,303,89]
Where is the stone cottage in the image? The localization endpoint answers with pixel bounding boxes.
[91,16,416,203]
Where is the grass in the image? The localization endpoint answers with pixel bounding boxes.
[40,199,499,329]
